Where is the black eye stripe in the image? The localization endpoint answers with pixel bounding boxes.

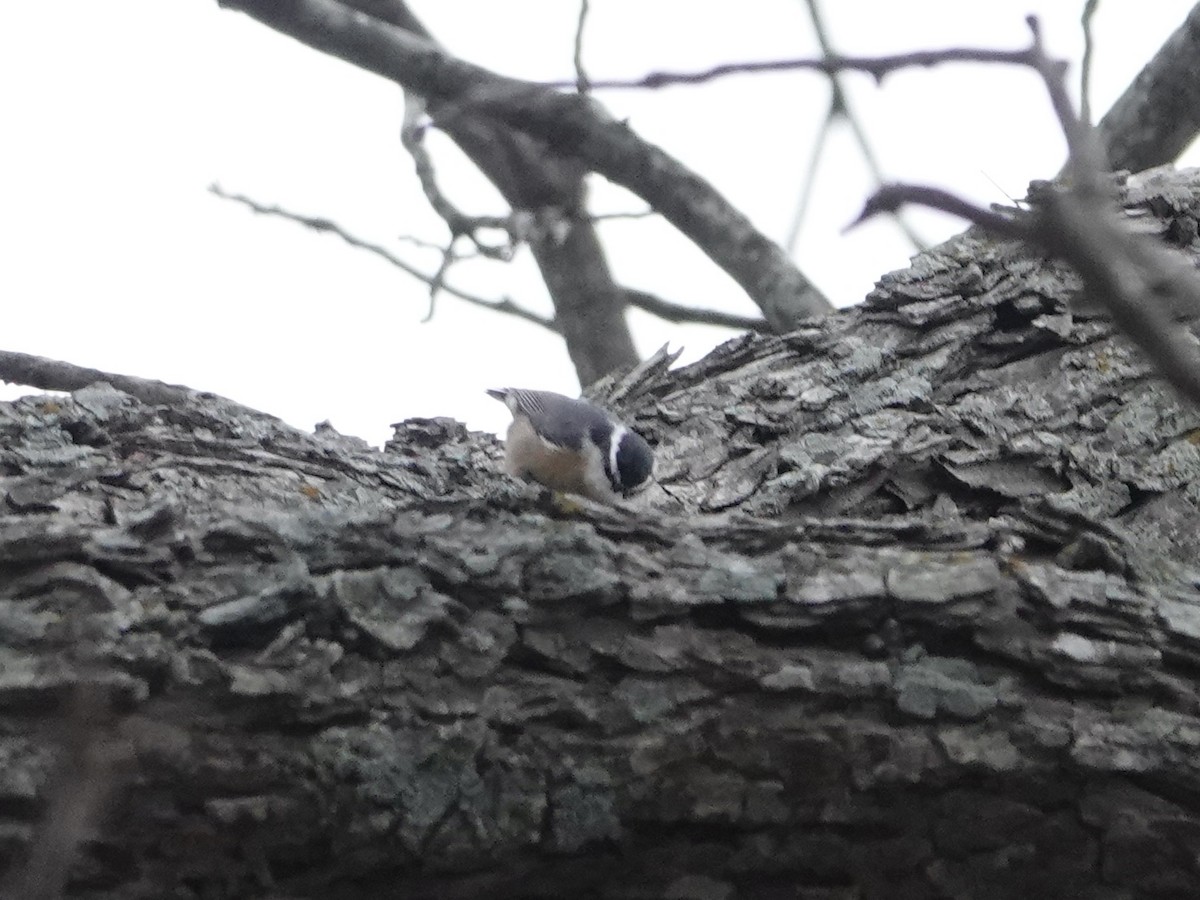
[589,422,611,453]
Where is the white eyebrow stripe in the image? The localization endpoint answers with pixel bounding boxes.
[608,423,626,487]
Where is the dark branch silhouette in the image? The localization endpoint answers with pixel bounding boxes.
[554,46,1041,91]
[1098,2,1200,172]
[788,0,929,254]
[219,0,833,334]
[212,185,759,335]
[622,289,768,332]
[210,185,558,333]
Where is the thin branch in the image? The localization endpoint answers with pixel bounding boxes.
[395,232,454,252]
[589,208,657,223]
[423,242,457,323]
[0,351,198,407]
[1019,15,1111,197]
[785,88,835,254]
[551,46,1040,91]
[849,184,1030,240]
[623,288,769,332]
[210,185,557,333]
[1023,17,1100,172]
[400,99,513,258]
[573,0,591,94]
[787,0,927,253]
[1080,0,1101,126]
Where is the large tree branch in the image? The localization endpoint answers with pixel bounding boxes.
[6,162,1200,891]
[1097,2,1200,172]
[217,0,832,332]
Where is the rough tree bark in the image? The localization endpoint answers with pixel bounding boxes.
[3,169,1200,899]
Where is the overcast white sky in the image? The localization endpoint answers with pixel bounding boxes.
[2,2,1197,444]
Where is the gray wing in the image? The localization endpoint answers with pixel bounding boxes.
[493,388,612,451]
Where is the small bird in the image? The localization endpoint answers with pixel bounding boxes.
[487,388,654,504]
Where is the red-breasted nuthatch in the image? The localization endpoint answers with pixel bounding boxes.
[487,388,654,504]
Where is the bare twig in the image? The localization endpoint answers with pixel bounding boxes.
[1020,15,1112,211]
[623,288,769,332]
[1080,0,1101,126]
[423,242,457,323]
[573,0,591,94]
[848,184,1029,239]
[588,208,656,223]
[553,46,1040,91]
[400,99,513,258]
[787,0,927,254]
[785,100,835,254]
[210,185,557,332]
[395,232,454,253]
[1022,18,1101,173]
